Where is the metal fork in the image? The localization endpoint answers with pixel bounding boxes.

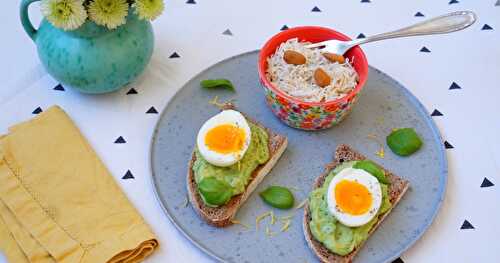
[305,11,477,55]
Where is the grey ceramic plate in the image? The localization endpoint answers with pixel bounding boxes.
[150,51,447,263]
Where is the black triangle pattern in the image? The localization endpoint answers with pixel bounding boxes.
[222,29,233,36]
[431,109,443,116]
[420,46,431,52]
[146,107,159,114]
[415,12,424,17]
[32,107,43,114]
[54,84,65,91]
[311,6,321,12]
[444,141,454,149]
[281,25,289,31]
[460,220,474,229]
[482,24,493,30]
[126,88,138,95]
[169,52,180,58]
[186,0,196,4]
[449,82,461,90]
[122,170,135,179]
[481,178,494,188]
[449,0,459,4]
[392,258,404,263]
[114,136,126,144]
[357,33,366,39]
[361,0,371,2]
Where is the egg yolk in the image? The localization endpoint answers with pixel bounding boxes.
[205,124,246,154]
[334,180,372,216]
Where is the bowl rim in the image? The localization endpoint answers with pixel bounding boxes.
[258,26,368,107]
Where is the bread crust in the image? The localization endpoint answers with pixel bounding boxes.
[303,144,410,263]
[187,120,288,227]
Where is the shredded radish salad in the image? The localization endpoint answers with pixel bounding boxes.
[266,38,359,102]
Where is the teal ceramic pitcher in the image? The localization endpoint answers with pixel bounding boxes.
[20,0,154,94]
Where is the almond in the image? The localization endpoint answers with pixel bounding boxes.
[322,52,345,64]
[314,68,331,88]
[283,50,306,65]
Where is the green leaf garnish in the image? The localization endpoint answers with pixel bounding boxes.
[200,79,235,91]
[198,177,233,206]
[386,128,423,156]
[259,186,295,209]
[353,160,390,184]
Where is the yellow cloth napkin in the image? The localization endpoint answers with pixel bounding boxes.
[0,106,158,263]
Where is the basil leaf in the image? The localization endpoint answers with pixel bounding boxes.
[353,160,390,184]
[386,128,423,156]
[198,177,233,206]
[259,186,295,209]
[200,79,235,91]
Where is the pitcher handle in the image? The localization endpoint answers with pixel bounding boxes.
[20,0,40,41]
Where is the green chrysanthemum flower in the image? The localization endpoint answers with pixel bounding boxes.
[88,0,129,29]
[41,0,87,31]
[134,0,164,20]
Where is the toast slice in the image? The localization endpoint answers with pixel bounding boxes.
[187,118,288,227]
[303,144,410,263]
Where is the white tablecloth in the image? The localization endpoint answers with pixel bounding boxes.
[1,0,499,262]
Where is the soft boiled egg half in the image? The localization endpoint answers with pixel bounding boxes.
[327,167,382,227]
[197,110,251,167]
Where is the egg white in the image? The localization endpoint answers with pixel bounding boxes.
[196,110,251,167]
[326,167,382,227]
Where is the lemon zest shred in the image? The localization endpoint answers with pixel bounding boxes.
[255,211,271,231]
[230,219,250,229]
[367,134,385,159]
[376,147,385,158]
[209,95,221,107]
[208,95,235,110]
[270,211,276,225]
[295,199,307,210]
[280,214,294,221]
[265,226,276,237]
[280,219,291,232]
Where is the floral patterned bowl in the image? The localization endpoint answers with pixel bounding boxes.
[258,26,369,130]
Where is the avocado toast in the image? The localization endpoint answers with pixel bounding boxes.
[303,144,410,263]
[187,110,288,227]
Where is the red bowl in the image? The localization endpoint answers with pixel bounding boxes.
[258,26,369,130]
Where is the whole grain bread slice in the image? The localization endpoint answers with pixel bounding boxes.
[303,144,410,263]
[187,118,288,227]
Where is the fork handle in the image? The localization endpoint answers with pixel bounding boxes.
[352,11,476,46]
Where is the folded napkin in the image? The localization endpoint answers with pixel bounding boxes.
[0,106,158,263]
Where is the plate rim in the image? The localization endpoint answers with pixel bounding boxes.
[148,50,448,263]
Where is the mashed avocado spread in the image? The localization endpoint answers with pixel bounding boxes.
[308,161,392,256]
[193,123,269,207]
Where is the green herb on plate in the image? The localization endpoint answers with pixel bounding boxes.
[386,128,423,156]
[260,186,295,209]
[200,79,235,91]
[353,160,390,184]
